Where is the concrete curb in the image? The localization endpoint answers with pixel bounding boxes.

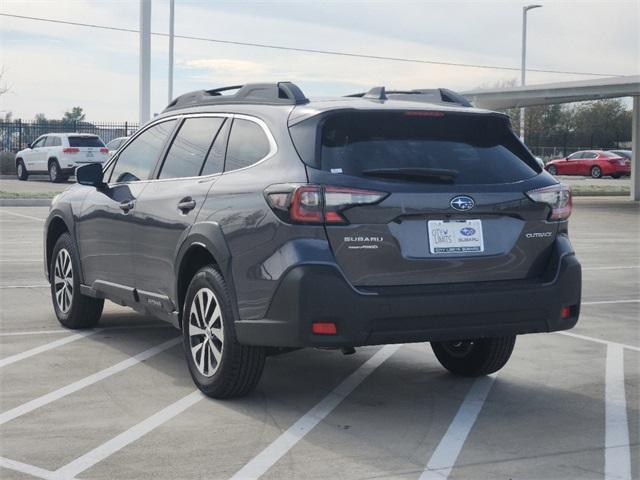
[0,198,52,207]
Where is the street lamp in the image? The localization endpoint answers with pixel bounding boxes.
[520,4,542,141]
[168,0,175,104]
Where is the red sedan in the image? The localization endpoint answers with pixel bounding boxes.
[545,150,631,178]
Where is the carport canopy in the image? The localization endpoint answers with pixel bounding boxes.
[462,75,640,200]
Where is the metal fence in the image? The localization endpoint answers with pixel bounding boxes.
[0,121,139,153]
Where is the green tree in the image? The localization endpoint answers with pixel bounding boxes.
[63,107,85,123]
[34,113,48,123]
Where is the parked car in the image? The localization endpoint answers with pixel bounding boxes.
[44,83,581,398]
[545,150,631,178]
[105,136,129,157]
[16,133,109,182]
[608,149,632,161]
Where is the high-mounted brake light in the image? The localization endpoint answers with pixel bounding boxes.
[63,147,79,153]
[404,111,445,117]
[265,184,387,225]
[526,183,572,221]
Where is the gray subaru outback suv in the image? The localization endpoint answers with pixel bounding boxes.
[44,82,581,398]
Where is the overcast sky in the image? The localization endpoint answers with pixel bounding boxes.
[1,0,638,121]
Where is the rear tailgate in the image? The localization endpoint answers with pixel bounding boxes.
[294,109,559,287]
[67,136,109,163]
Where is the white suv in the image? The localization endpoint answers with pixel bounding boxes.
[16,133,109,182]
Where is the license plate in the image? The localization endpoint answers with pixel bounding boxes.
[86,152,94,157]
[428,219,484,254]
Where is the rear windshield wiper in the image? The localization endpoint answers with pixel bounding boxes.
[360,167,458,183]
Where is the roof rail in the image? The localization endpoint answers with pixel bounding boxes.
[346,87,472,107]
[164,81,309,112]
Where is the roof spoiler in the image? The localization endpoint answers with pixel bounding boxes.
[346,87,473,107]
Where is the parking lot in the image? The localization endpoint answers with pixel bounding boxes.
[0,198,638,480]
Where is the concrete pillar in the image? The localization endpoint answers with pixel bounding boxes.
[632,96,639,201]
[139,0,151,125]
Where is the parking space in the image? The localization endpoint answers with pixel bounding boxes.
[0,198,638,480]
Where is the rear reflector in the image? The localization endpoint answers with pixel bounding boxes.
[63,147,79,153]
[312,322,337,335]
[561,306,572,319]
[526,183,572,221]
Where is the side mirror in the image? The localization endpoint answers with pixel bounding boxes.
[76,163,105,188]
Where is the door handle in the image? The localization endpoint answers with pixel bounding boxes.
[119,200,135,213]
[177,197,196,213]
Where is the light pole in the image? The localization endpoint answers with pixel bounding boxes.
[168,0,175,104]
[139,0,152,125]
[520,4,542,141]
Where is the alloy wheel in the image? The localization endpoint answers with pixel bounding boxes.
[440,340,475,358]
[188,288,224,377]
[50,163,58,181]
[54,248,73,313]
[17,163,23,177]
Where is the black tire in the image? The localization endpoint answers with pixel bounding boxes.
[50,233,104,329]
[182,266,266,399]
[48,159,63,183]
[16,159,28,180]
[611,174,621,179]
[431,336,516,376]
[547,165,557,176]
[590,166,602,179]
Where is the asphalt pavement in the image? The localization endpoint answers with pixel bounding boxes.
[0,198,638,480]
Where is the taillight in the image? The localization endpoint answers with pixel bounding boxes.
[265,184,387,225]
[63,147,79,153]
[100,147,109,153]
[526,183,572,221]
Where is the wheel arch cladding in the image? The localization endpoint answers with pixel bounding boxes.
[175,223,234,327]
[45,215,70,276]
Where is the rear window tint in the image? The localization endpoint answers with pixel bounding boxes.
[309,112,538,184]
[68,136,105,147]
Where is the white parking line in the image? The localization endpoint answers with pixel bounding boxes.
[582,266,639,271]
[557,332,640,353]
[0,330,99,368]
[54,390,203,479]
[0,456,59,480]
[582,299,639,306]
[0,324,171,337]
[230,344,400,480]
[604,345,631,480]
[0,210,46,222]
[0,284,49,289]
[0,337,180,426]
[419,376,496,480]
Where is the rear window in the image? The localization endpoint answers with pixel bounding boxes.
[304,111,538,184]
[68,136,105,147]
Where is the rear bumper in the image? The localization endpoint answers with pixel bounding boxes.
[235,237,582,348]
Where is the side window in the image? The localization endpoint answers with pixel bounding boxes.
[224,118,271,172]
[52,137,62,147]
[32,137,46,148]
[584,153,597,159]
[567,152,581,160]
[110,120,176,183]
[44,136,54,147]
[159,117,225,179]
[201,119,229,176]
